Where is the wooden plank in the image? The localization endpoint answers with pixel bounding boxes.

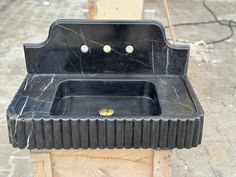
[92,0,144,20]
[152,150,172,177]
[50,149,152,177]
[30,152,53,177]
[162,0,176,43]
[30,149,172,177]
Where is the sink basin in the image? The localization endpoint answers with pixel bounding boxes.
[6,20,204,149]
[50,81,161,116]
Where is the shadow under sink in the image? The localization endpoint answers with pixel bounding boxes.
[50,81,161,116]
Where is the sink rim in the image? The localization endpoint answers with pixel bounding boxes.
[7,74,203,120]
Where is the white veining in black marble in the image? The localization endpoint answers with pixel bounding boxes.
[6,20,203,149]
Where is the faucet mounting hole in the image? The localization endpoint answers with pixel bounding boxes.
[80,45,89,53]
[125,45,134,53]
[103,45,112,53]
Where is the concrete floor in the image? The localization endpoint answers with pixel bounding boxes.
[0,0,236,176]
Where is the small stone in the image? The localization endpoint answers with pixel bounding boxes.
[42,0,50,6]
[10,155,15,160]
[212,60,218,64]
[184,165,188,170]
[202,56,209,63]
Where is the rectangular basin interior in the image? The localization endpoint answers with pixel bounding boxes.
[50,80,161,116]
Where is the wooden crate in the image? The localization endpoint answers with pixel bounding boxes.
[31,149,172,177]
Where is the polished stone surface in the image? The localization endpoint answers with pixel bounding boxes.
[6,20,203,149]
[24,21,189,75]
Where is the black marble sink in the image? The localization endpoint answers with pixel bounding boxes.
[6,20,204,149]
[50,80,161,116]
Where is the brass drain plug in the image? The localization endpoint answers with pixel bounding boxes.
[99,108,114,117]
